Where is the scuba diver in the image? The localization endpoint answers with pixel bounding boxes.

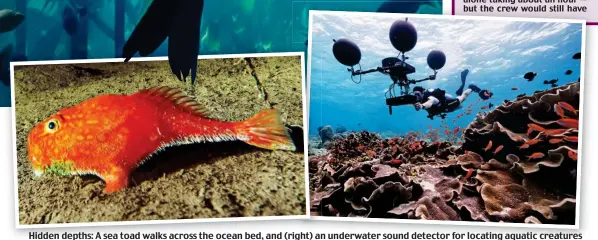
[412,69,493,119]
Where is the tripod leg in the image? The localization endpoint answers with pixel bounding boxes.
[389,105,392,115]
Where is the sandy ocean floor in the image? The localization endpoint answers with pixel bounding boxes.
[13,55,306,224]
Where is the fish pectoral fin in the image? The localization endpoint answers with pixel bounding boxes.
[102,167,129,194]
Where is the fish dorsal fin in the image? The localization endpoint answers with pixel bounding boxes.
[139,86,209,117]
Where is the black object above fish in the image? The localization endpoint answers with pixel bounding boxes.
[572,52,581,59]
[123,0,204,85]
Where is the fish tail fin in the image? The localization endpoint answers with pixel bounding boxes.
[237,109,296,151]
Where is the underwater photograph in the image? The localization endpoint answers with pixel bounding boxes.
[12,53,306,225]
[0,0,442,107]
[307,11,584,225]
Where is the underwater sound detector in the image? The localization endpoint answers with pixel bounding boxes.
[332,18,447,115]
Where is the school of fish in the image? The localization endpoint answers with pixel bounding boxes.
[481,101,579,162]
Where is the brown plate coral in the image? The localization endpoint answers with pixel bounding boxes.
[309,82,579,225]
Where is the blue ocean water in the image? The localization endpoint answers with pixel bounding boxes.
[308,13,583,139]
[0,0,441,107]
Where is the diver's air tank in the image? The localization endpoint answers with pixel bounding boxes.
[389,19,417,53]
[332,38,362,67]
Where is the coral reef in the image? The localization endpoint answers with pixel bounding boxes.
[318,125,335,145]
[309,82,579,225]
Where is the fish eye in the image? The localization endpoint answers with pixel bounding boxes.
[45,119,60,133]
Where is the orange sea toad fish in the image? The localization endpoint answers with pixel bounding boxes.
[26,86,296,193]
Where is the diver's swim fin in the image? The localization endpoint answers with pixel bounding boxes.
[456,69,469,96]
[468,84,481,93]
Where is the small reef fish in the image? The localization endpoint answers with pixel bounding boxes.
[524,72,537,82]
[526,127,534,136]
[543,79,558,85]
[27,87,296,193]
[558,102,578,115]
[564,136,578,142]
[493,145,504,155]
[519,144,530,149]
[544,129,569,136]
[483,140,493,151]
[512,135,523,142]
[554,104,566,118]
[527,152,545,160]
[525,138,541,146]
[568,150,578,160]
[390,159,402,165]
[556,118,579,129]
[572,52,581,60]
[453,127,460,135]
[481,106,488,110]
[548,138,563,144]
[565,70,573,75]
[511,87,519,91]
[528,123,546,133]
